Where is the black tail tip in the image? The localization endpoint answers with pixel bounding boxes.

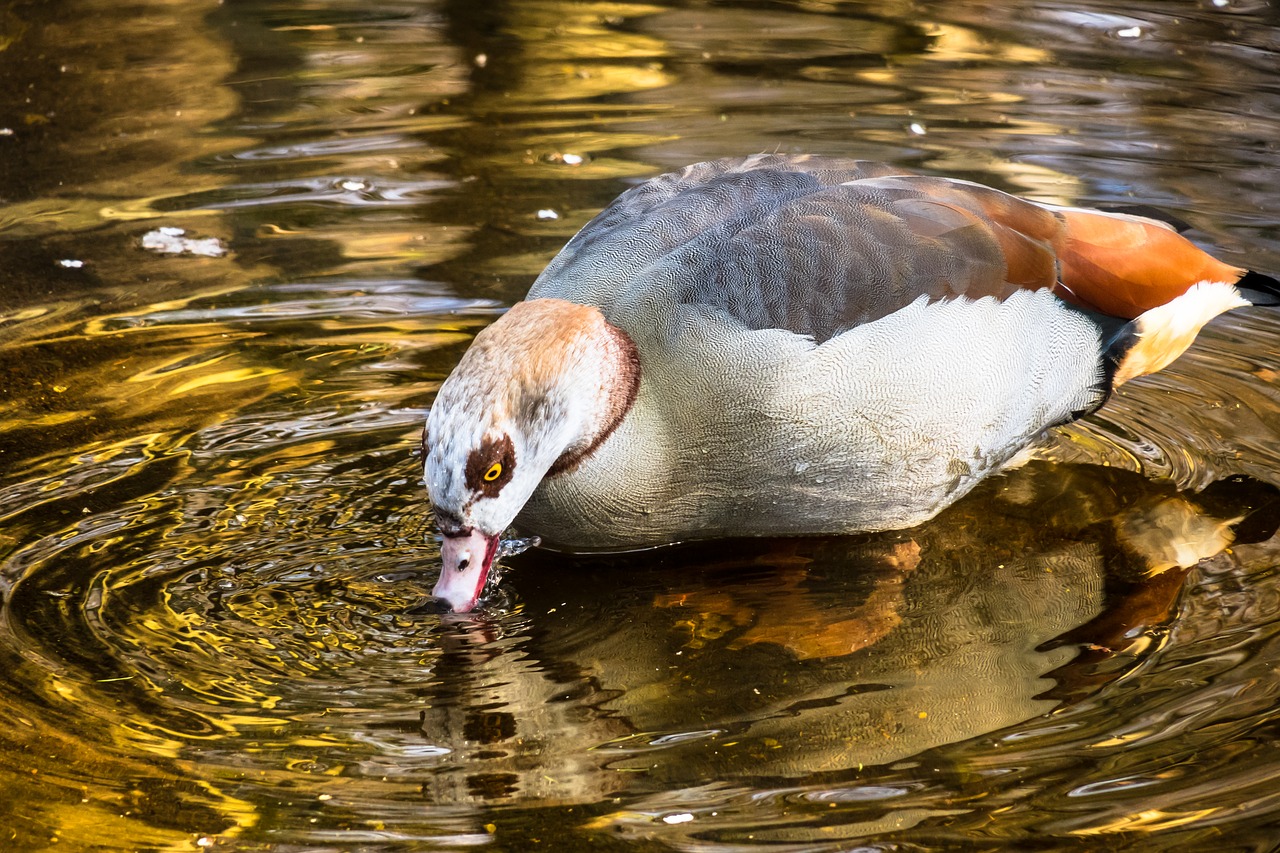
[1237,270,1280,306]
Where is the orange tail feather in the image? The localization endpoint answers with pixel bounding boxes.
[1054,208,1245,318]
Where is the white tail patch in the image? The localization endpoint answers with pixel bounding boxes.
[1113,281,1250,386]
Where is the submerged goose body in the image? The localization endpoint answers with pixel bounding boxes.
[424,154,1276,611]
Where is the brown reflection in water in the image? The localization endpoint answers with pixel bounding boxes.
[653,540,920,661]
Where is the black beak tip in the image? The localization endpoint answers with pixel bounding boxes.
[406,596,455,616]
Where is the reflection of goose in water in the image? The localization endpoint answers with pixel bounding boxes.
[416,467,1280,812]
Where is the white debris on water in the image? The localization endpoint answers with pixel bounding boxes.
[140,227,228,257]
[536,208,559,220]
[56,259,85,269]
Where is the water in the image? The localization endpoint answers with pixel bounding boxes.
[1,0,1279,849]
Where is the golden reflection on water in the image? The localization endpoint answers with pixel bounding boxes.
[0,0,1279,850]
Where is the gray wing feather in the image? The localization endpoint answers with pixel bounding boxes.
[530,156,1025,342]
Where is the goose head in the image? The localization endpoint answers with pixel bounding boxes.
[423,298,640,612]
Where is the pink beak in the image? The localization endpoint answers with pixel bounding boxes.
[433,529,500,613]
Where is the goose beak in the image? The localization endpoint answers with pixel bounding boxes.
[433,528,500,613]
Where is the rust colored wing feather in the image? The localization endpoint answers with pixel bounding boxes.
[990,218,1062,288]
[886,193,1060,290]
[873,176,1246,319]
[866,175,1066,294]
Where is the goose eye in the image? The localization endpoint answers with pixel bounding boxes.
[465,434,516,495]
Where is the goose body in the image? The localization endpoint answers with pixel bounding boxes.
[424,154,1273,611]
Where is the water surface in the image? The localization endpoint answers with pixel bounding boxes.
[1,1,1279,850]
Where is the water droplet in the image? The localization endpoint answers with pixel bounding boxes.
[497,534,540,559]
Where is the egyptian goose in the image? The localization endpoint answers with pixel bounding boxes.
[423,154,1277,612]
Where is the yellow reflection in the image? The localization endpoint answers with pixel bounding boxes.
[171,366,285,396]
[128,351,236,383]
[99,196,228,223]
[922,22,1049,64]
[289,221,475,272]
[518,63,673,102]
[30,802,201,851]
[502,1,668,51]
[1091,731,1154,748]
[0,198,114,237]
[27,410,81,427]
[1071,807,1218,834]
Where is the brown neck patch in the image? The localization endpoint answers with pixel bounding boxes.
[547,321,641,477]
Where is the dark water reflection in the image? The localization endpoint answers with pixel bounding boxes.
[1,0,1279,850]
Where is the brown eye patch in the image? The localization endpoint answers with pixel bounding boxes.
[465,434,516,497]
